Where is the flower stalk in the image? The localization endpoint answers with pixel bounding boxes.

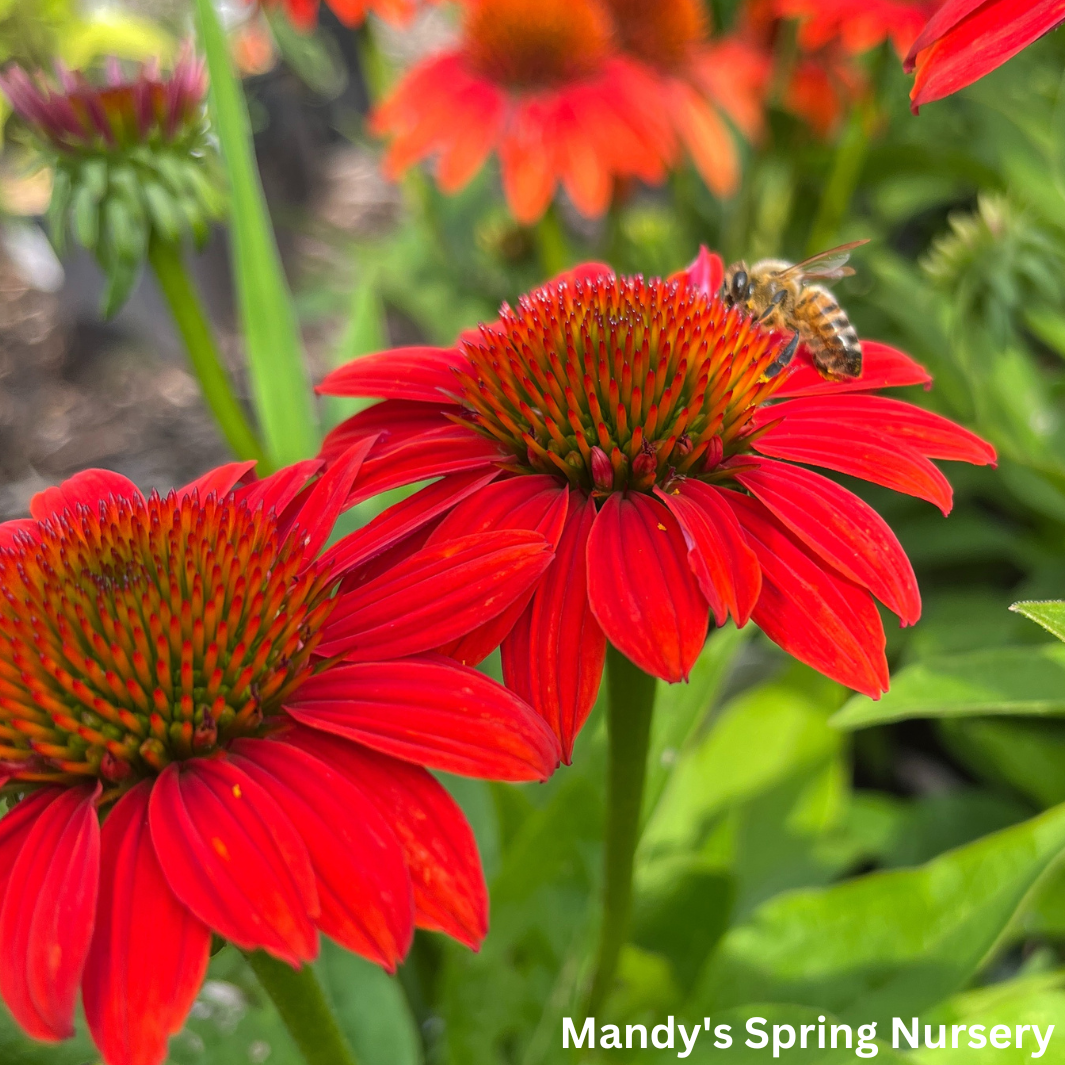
[245,951,360,1065]
[586,644,658,1013]
[147,232,265,465]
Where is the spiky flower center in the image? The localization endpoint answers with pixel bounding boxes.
[603,0,706,71]
[0,493,335,797]
[455,275,790,495]
[464,0,613,89]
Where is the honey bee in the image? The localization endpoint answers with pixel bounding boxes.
[721,239,869,380]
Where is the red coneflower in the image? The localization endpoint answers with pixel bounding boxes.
[265,0,437,31]
[777,0,940,58]
[370,0,672,224]
[600,0,770,197]
[905,0,1065,112]
[318,252,995,761]
[0,452,559,1065]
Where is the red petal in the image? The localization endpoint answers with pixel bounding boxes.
[0,784,100,1041]
[236,459,323,516]
[501,491,605,762]
[774,340,932,398]
[320,401,452,464]
[909,0,1065,108]
[318,530,554,659]
[0,519,37,551]
[430,476,570,666]
[726,491,889,697]
[586,493,709,683]
[0,789,64,923]
[285,727,488,950]
[752,420,955,515]
[348,426,505,506]
[230,739,413,970]
[549,262,616,287]
[317,347,469,402]
[904,0,986,63]
[30,470,142,520]
[178,461,257,502]
[669,246,725,298]
[149,758,319,966]
[319,469,500,577]
[757,395,996,465]
[290,437,377,566]
[83,782,210,1065]
[734,458,920,624]
[656,480,761,627]
[286,654,560,781]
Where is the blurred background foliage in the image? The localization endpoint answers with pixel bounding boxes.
[5,0,1065,1063]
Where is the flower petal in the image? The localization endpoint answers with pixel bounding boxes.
[230,739,413,970]
[290,437,378,565]
[586,492,709,683]
[430,476,570,666]
[0,519,37,551]
[286,654,560,781]
[501,491,605,762]
[756,395,996,465]
[320,469,500,578]
[320,401,452,464]
[318,530,555,660]
[178,461,257,502]
[348,426,505,506]
[734,458,920,624]
[0,789,65,923]
[656,480,761,627]
[774,340,932,398]
[752,419,954,514]
[83,782,210,1065]
[317,347,469,403]
[0,784,100,1041]
[670,246,725,298]
[285,726,488,950]
[30,469,143,521]
[236,459,323,516]
[726,491,889,697]
[149,758,319,966]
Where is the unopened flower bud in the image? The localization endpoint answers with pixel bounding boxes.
[702,436,724,471]
[590,446,613,491]
[632,444,658,482]
[674,434,693,457]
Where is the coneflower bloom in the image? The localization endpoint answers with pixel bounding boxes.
[318,252,995,761]
[265,0,437,31]
[370,0,672,224]
[905,0,1065,112]
[0,48,223,314]
[0,453,559,1065]
[777,0,940,59]
[601,0,770,197]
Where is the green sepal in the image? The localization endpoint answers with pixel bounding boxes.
[46,167,72,257]
[71,183,100,250]
[81,158,109,202]
[144,181,183,243]
[99,254,142,320]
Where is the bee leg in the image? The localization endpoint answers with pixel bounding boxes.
[759,290,787,321]
[763,332,800,378]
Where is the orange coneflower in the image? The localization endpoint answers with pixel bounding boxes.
[371,0,673,224]
[777,0,941,59]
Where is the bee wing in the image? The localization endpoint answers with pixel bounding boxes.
[779,239,870,281]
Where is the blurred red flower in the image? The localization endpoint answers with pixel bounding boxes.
[601,0,771,197]
[777,0,939,58]
[265,0,435,31]
[370,0,673,224]
[0,456,559,1064]
[905,0,1065,111]
[318,252,995,761]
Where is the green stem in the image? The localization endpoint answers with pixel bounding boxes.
[585,645,658,1014]
[805,105,871,255]
[245,951,359,1065]
[535,204,572,278]
[147,234,266,467]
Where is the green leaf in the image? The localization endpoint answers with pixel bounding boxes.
[833,645,1065,729]
[194,0,319,466]
[1010,600,1065,643]
[692,802,1065,1028]
[0,1003,97,1065]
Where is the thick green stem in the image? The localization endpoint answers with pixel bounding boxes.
[586,645,658,1013]
[536,205,572,278]
[147,234,266,466]
[805,105,871,255]
[245,951,359,1065]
